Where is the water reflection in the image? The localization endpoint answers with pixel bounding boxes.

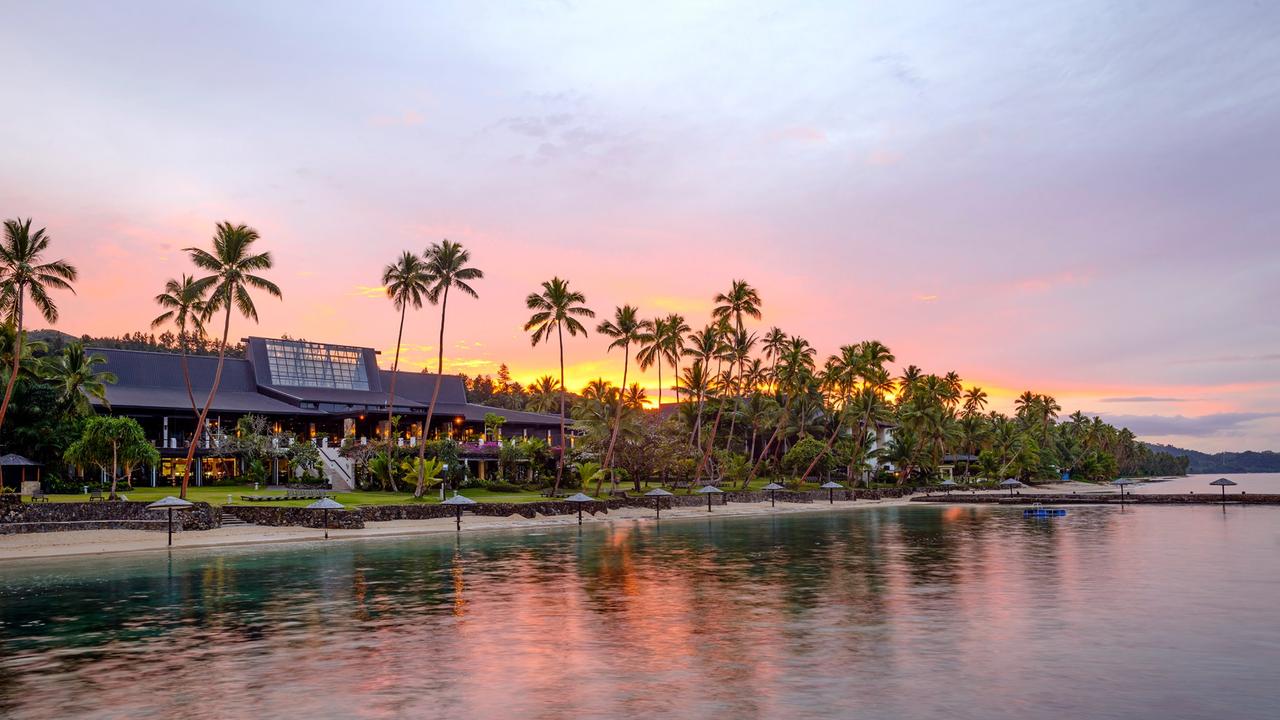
[1,505,1278,719]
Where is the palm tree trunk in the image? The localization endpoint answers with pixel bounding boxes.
[179,333,197,416]
[552,322,566,495]
[417,287,450,498]
[745,394,794,487]
[387,303,407,452]
[0,284,25,434]
[799,415,844,483]
[598,344,629,496]
[110,442,119,500]
[181,298,232,499]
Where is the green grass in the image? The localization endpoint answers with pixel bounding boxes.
[28,485,555,507]
[23,477,911,508]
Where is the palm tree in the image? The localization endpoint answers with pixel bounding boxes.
[596,304,648,494]
[761,326,787,391]
[414,239,482,495]
[683,324,723,446]
[524,277,594,495]
[746,335,816,484]
[0,218,78,435]
[181,222,281,498]
[962,386,989,419]
[151,274,214,416]
[636,313,687,411]
[526,375,561,413]
[44,342,117,415]
[712,279,762,334]
[381,251,432,441]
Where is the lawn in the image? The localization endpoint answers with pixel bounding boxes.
[30,485,551,507]
[24,477,914,507]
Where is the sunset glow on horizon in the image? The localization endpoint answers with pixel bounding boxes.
[2,1,1277,452]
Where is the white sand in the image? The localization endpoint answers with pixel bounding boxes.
[0,496,921,561]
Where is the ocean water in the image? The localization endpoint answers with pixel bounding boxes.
[1130,471,1280,494]
[1,504,1277,719]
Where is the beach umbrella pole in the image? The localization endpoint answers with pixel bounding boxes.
[707,494,712,512]
[578,506,583,525]
[456,506,462,531]
[167,508,174,546]
[324,509,329,539]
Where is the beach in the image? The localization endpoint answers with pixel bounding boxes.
[0,495,925,561]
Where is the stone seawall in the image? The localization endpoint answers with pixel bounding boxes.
[0,502,220,535]
[222,505,366,529]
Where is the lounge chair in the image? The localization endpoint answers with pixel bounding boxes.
[30,490,48,503]
[89,490,105,502]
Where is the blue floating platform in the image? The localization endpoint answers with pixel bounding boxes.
[1023,508,1067,517]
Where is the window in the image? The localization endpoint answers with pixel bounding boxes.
[264,339,370,390]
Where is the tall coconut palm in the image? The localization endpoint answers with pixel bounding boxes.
[683,324,722,447]
[151,274,214,416]
[380,251,432,442]
[746,335,816,484]
[761,326,787,391]
[596,304,648,494]
[524,277,594,495]
[44,342,117,415]
[181,222,280,498]
[413,239,482,496]
[712,279,762,334]
[637,313,686,411]
[0,218,78,435]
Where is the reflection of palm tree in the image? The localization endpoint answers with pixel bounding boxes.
[151,274,213,417]
[596,305,648,494]
[0,218,78,436]
[381,251,432,441]
[181,222,281,498]
[524,277,594,495]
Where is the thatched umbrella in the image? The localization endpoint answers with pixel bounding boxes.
[442,492,477,531]
[999,478,1022,497]
[939,479,958,496]
[146,496,194,546]
[1210,477,1237,503]
[1111,478,1137,503]
[564,492,595,525]
[821,480,844,504]
[762,482,784,507]
[307,497,344,539]
[696,485,723,512]
[644,487,673,519]
[0,453,41,490]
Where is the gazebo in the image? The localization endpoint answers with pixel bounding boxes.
[0,454,42,492]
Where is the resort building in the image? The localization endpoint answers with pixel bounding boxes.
[90,336,565,485]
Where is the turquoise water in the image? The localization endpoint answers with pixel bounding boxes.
[2,505,1278,719]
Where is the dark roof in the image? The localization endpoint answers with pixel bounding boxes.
[432,402,562,427]
[377,370,469,405]
[90,347,321,415]
[259,385,425,410]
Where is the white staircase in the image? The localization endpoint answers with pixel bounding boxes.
[318,446,356,491]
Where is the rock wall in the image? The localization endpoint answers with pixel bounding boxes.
[0,501,219,535]
[222,505,365,529]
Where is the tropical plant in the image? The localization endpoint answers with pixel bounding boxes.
[42,342,117,415]
[150,274,213,416]
[179,222,281,498]
[525,375,561,413]
[381,250,432,439]
[523,277,594,495]
[64,416,158,499]
[415,239,483,491]
[595,304,649,494]
[0,218,78,436]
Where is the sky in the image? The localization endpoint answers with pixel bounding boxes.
[1,0,1278,452]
